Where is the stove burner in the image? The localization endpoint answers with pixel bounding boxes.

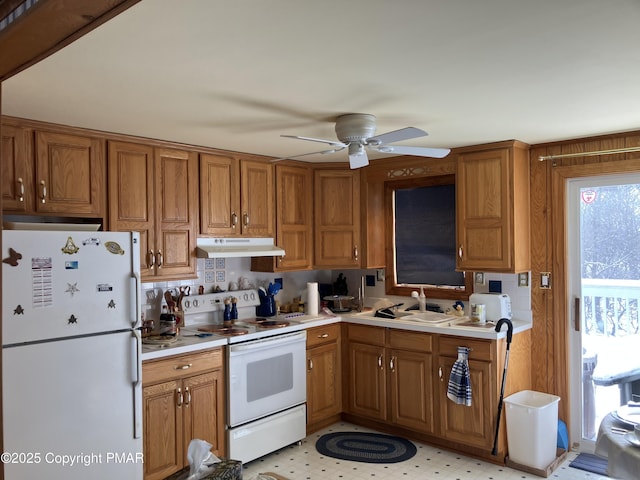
[256,320,290,328]
[197,326,249,336]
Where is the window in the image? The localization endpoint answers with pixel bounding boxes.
[385,174,472,300]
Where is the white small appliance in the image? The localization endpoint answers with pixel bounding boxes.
[469,292,511,321]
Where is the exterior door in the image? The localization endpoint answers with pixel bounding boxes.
[567,174,640,452]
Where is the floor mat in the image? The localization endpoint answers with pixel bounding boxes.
[569,453,608,476]
[315,431,417,463]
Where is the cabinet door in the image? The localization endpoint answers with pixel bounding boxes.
[314,169,361,268]
[389,348,434,434]
[182,370,225,459]
[2,123,32,212]
[34,130,105,215]
[154,147,198,279]
[143,380,183,480]
[276,164,313,270]
[199,153,241,235]
[437,356,494,449]
[240,159,274,236]
[307,342,342,426]
[347,341,386,420]
[108,141,155,274]
[456,143,530,272]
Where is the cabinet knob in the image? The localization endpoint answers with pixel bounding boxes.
[17,177,24,202]
[39,180,47,204]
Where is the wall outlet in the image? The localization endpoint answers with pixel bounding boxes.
[376,269,385,282]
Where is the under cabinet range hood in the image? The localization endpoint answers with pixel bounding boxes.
[196,237,285,258]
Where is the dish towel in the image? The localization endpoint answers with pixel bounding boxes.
[447,346,472,406]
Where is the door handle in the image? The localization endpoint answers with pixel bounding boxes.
[574,297,581,332]
[17,177,24,202]
[39,180,47,203]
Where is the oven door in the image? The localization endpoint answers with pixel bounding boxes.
[228,330,307,427]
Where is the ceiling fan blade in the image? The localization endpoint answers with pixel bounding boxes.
[271,147,345,162]
[349,147,369,169]
[372,145,451,158]
[368,127,427,145]
[281,134,346,148]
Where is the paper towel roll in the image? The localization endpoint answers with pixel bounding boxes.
[306,282,319,316]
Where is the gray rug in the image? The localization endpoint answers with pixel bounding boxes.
[569,453,608,476]
[315,432,417,463]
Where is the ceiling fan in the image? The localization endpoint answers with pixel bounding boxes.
[280,113,451,169]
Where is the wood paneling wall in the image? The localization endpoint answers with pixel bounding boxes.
[529,130,640,426]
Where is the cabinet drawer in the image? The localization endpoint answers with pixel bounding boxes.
[438,336,493,362]
[143,348,223,385]
[306,323,340,348]
[388,329,432,352]
[347,324,385,346]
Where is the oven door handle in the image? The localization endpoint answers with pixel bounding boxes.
[229,331,306,354]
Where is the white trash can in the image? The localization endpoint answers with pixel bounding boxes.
[504,390,561,469]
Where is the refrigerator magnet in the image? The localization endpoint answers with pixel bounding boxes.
[2,247,23,266]
[13,305,24,315]
[104,241,125,255]
[65,282,80,296]
[61,236,80,254]
[68,314,78,324]
[108,299,116,308]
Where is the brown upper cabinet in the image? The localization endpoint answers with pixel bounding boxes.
[314,168,361,269]
[252,163,313,272]
[2,120,106,218]
[199,154,274,237]
[108,141,198,280]
[455,140,530,273]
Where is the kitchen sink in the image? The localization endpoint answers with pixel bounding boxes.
[399,311,459,324]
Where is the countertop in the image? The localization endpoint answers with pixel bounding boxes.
[141,311,532,361]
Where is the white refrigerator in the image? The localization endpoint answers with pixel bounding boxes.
[2,230,143,480]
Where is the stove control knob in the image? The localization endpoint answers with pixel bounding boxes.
[192,299,199,308]
[184,300,190,309]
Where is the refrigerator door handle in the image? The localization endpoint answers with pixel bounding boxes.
[131,330,142,439]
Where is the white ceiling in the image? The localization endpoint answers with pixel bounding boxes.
[3,0,640,163]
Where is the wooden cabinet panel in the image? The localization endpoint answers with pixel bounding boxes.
[456,141,530,272]
[143,379,183,480]
[142,348,225,480]
[200,155,274,237]
[199,153,239,235]
[108,140,154,272]
[2,122,31,212]
[109,141,197,280]
[240,159,274,236]
[314,169,361,268]
[307,342,342,426]
[182,370,225,458]
[34,130,105,214]
[306,323,342,431]
[437,356,493,449]
[347,341,387,420]
[389,348,434,433]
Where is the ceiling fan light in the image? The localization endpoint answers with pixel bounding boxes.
[348,143,365,156]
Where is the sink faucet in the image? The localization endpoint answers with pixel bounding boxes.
[411,286,427,312]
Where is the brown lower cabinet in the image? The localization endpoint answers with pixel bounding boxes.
[343,323,531,462]
[142,348,225,480]
[306,323,342,433]
[345,324,434,434]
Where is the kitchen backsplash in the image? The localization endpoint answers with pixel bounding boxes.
[141,259,532,324]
